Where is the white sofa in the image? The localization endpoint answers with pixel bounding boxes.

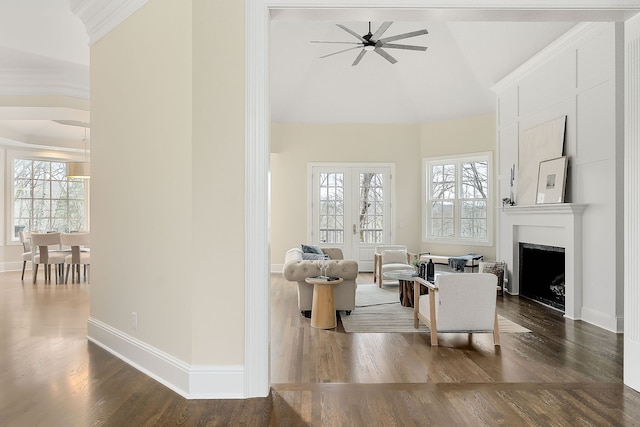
[282,247,358,315]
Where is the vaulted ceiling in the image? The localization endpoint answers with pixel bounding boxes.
[1,2,638,147]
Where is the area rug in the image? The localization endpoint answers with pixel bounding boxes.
[355,283,399,307]
[340,302,532,334]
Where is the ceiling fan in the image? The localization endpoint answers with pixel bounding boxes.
[311,21,428,66]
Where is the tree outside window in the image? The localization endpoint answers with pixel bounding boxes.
[13,158,87,239]
[425,154,490,244]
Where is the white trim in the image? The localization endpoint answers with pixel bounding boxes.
[306,162,397,271]
[87,318,246,399]
[244,0,271,398]
[70,0,150,45]
[624,11,640,393]
[0,69,89,100]
[423,151,493,246]
[491,23,604,93]
[0,261,25,273]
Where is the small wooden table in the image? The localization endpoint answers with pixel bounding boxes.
[305,277,344,329]
[383,270,426,307]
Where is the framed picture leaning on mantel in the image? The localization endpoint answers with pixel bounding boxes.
[536,156,568,204]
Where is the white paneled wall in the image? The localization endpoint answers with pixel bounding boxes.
[494,23,624,333]
[624,12,640,394]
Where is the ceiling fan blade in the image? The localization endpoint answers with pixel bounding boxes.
[379,29,428,43]
[352,49,367,66]
[320,46,362,59]
[381,43,428,51]
[374,47,397,64]
[371,21,393,41]
[311,41,362,45]
[336,24,367,42]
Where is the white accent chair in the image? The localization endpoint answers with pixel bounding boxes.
[19,231,32,281]
[61,232,90,284]
[413,273,500,346]
[374,245,415,288]
[31,232,66,284]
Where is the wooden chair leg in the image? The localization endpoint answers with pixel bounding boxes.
[33,264,39,284]
[429,292,438,346]
[493,312,501,346]
[65,264,70,284]
[21,261,27,280]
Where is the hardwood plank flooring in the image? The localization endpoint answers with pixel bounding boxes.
[1,269,639,426]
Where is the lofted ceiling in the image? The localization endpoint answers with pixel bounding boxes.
[270,19,578,124]
[1,2,639,147]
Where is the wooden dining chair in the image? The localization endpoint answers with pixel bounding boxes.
[61,232,90,284]
[31,232,66,284]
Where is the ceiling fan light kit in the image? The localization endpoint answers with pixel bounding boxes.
[312,21,428,66]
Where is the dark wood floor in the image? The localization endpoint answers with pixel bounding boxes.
[1,270,639,426]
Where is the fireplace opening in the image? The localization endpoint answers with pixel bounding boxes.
[519,243,565,311]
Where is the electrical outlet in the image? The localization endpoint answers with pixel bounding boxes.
[132,312,138,330]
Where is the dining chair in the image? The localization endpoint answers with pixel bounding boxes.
[60,232,90,284]
[19,231,32,281]
[31,232,66,284]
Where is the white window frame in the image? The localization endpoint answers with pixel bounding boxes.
[5,149,90,245]
[423,151,493,246]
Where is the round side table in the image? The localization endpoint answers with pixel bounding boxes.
[304,277,344,329]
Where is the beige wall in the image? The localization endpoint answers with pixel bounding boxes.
[90,0,245,366]
[191,0,245,364]
[419,114,497,260]
[271,123,422,266]
[271,118,496,267]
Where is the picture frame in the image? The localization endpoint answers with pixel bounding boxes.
[536,156,568,204]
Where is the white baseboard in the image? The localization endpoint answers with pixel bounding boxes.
[271,264,284,273]
[0,261,24,273]
[87,317,245,399]
[581,307,622,333]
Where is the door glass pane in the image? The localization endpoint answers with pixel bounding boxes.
[319,172,344,243]
[358,173,384,244]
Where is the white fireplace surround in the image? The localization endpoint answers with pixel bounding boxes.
[502,204,587,319]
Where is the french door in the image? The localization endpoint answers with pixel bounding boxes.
[310,164,394,271]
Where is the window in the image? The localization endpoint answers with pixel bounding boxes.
[11,157,87,240]
[424,153,492,245]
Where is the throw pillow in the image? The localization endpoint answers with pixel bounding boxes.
[302,253,326,260]
[382,249,408,264]
[301,244,323,255]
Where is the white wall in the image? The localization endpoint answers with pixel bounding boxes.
[494,23,624,332]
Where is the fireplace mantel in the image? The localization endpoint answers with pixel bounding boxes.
[503,203,588,215]
[500,203,587,320]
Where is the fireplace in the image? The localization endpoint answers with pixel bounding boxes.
[501,204,586,319]
[519,243,565,311]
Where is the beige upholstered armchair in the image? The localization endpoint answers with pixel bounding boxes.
[413,273,500,346]
[373,245,416,288]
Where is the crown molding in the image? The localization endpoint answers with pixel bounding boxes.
[70,0,150,45]
[491,22,608,93]
[0,69,90,99]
